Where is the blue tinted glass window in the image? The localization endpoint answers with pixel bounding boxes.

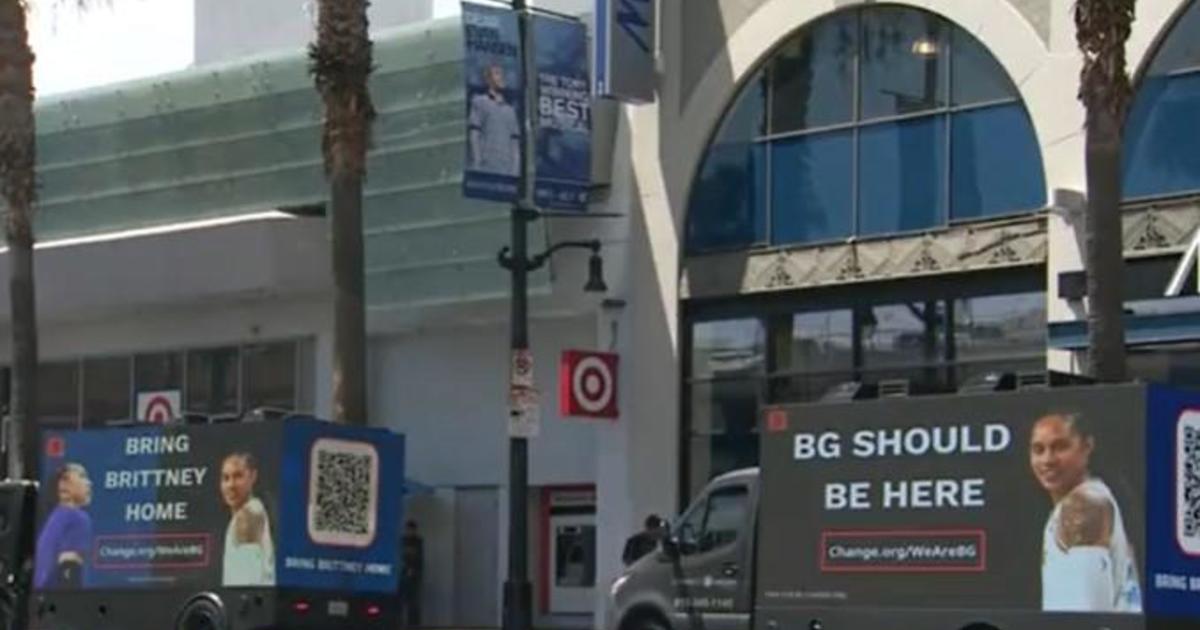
[770,11,857,133]
[687,7,1043,255]
[722,72,768,140]
[859,117,946,235]
[951,28,1018,105]
[687,74,767,251]
[771,131,853,244]
[687,142,767,251]
[1124,72,1200,199]
[951,103,1046,219]
[1147,1,1200,76]
[860,7,948,120]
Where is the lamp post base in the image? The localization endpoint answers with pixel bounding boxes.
[503,579,533,630]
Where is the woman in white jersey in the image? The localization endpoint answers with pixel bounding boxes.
[1028,412,1141,612]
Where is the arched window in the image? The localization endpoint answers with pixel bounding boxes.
[1124,0,1200,200]
[686,6,1047,253]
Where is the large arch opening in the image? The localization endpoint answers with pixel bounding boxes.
[678,5,1050,500]
[685,5,1047,254]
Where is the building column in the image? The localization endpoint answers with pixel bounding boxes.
[314,329,335,419]
[592,95,681,628]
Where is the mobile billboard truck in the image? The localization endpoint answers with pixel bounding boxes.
[30,417,405,630]
[606,383,1200,630]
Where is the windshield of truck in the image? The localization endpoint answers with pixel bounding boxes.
[675,485,748,555]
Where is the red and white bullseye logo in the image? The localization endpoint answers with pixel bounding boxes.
[144,397,173,423]
[136,390,181,424]
[559,350,619,419]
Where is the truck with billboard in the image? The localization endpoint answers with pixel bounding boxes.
[29,416,405,630]
[606,383,1200,630]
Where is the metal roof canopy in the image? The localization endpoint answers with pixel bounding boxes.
[32,16,549,312]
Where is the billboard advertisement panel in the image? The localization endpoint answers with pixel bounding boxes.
[34,419,403,595]
[1144,384,1200,618]
[461,2,524,203]
[532,14,591,210]
[758,385,1148,615]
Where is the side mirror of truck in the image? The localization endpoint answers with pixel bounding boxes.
[660,531,680,560]
[661,522,695,560]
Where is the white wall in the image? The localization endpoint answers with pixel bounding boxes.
[368,315,599,488]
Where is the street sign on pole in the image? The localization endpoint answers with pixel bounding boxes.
[595,0,656,103]
[508,386,541,439]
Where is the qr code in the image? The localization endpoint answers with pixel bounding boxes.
[308,438,378,547]
[1185,426,1199,538]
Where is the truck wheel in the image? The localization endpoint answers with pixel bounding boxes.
[175,593,228,630]
[628,615,669,630]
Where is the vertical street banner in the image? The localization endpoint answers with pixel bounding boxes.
[532,15,592,210]
[595,0,656,103]
[462,3,524,203]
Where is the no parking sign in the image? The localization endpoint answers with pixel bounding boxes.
[559,350,619,419]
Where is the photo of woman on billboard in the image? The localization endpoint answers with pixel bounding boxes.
[220,451,275,586]
[1029,412,1141,612]
[34,463,94,589]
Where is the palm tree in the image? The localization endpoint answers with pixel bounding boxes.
[309,0,374,426]
[1076,0,1135,383]
[0,0,40,480]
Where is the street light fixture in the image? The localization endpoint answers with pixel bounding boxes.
[502,236,607,293]
[497,208,606,630]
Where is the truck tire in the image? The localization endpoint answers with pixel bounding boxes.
[626,613,670,630]
[174,593,228,630]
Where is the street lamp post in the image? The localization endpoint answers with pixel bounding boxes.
[496,3,607,630]
[498,220,605,630]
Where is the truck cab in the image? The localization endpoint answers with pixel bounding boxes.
[606,468,758,630]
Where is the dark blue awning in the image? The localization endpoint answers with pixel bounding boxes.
[1049,295,1200,349]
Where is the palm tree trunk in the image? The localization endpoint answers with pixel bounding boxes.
[310,0,374,426]
[1084,105,1127,382]
[0,0,39,479]
[1076,0,1134,383]
[330,169,367,425]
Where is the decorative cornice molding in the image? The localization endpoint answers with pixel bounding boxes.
[1122,198,1200,257]
[682,214,1048,300]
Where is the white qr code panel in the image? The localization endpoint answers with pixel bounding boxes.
[307,438,380,548]
[1177,410,1200,556]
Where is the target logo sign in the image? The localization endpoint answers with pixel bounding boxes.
[559,350,619,419]
[136,390,181,424]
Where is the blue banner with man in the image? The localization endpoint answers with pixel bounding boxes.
[462,3,524,203]
[532,14,591,210]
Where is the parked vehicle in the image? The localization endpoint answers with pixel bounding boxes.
[30,416,405,630]
[607,383,1200,630]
